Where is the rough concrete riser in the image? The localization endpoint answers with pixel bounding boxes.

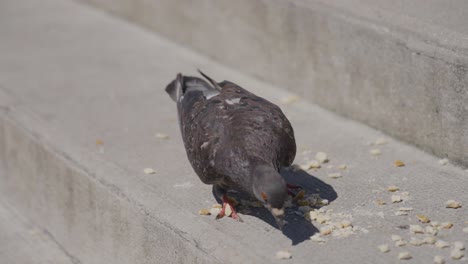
[77,0,468,168]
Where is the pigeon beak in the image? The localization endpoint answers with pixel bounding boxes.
[270,207,286,230]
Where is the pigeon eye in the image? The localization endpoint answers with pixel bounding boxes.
[261,192,268,202]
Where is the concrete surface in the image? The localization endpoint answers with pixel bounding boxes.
[0,0,467,263]
[76,0,468,168]
[0,200,76,264]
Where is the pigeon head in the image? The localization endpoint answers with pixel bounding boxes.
[252,165,288,228]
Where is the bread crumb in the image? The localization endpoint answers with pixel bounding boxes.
[423,236,436,245]
[450,249,464,260]
[320,226,334,236]
[395,240,407,247]
[281,95,299,104]
[425,226,438,236]
[409,237,424,246]
[376,200,386,205]
[417,214,430,223]
[433,255,445,264]
[375,138,388,145]
[328,173,342,179]
[438,158,448,166]
[95,139,104,145]
[370,149,382,155]
[155,133,169,139]
[315,152,329,163]
[302,160,321,170]
[275,250,292,260]
[212,204,222,209]
[392,195,402,203]
[394,160,405,167]
[209,207,221,215]
[198,209,211,215]
[398,251,412,260]
[441,222,453,229]
[399,207,413,211]
[338,164,347,170]
[409,225,424,234]
[445,200,462,209]
[143,168,156,174]
[309,210,318,220]
[224,204,232,217]
[453,241,465,250]
[435,240,450,248]
[391,234,402,241]
[388,186,400,192]
[310,234,327,243]
[395,211,409,216]
[378,244,390,253]
[316,214,331,224]
[340,220,352,228]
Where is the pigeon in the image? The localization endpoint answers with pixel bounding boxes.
[165,70,297,227]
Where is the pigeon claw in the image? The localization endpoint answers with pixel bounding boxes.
[216,194,243,222]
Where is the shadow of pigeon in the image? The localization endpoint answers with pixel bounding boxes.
[212,168,337,246]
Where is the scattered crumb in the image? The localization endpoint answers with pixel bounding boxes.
[438,158,449,166]
[315,152,329,163]
[316,214,331,224]
[450,249,464,260]
[338,164,347,170]
[224,204,232,217]
[435,240,450,248]
[155,133,169,139]
[398,251,412,260]
[378,244,390,253]
[309,211,318,220]
[392,234,403,241]
[388,186,400,192]
[423,236,436,244]
[375,138,388,145]
[310,234,327,243]
[409,237,424,246]
[409,225,424,234]
[395,211,409,216]
[392,195,402,203]
[320,199,329,205]
[441,222,453,229]
[212,204,222,209]
[453,241,465,250]
[95,139,104,145]
[281,95,299,104]
[301,160,321,170]
[198,209,211,215]
[433,255,445,264]
[320,226,334,236]
[394,160,405,167]
[446,200,462,209]
[209,207,221,215]
[376,200,386,205]
[143,168,156,175]
[425,226,438,236]
[275,250,292,260]
[340,220,352,228]
[328,173,342,179]
[417,214,430,223]
[399,207,413,212]
[396,240,407,247]
[430,221,440,227]
[370,149,382,155]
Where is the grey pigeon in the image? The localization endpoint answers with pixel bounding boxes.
[165,70,297,227]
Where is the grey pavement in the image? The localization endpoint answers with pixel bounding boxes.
[0,0,467,263]
[0,200,76,264]
[77,0,468,168]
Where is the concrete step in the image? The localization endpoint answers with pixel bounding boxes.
[0,0,467,263]
[0,200,77,264]
[76,0,468,168]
